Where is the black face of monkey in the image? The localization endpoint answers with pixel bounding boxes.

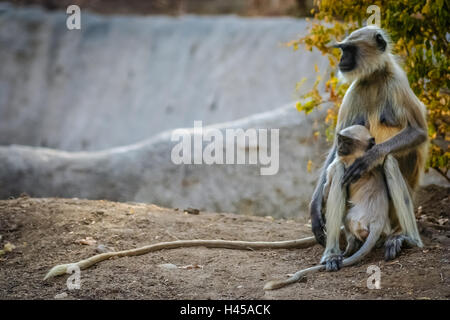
[337,134,355,156]
[336,44,358,72]
[333,29,388,75]
[337,134,375,156]
[335,44,357,72]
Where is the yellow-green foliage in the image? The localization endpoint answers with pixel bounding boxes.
[291,0,449,177]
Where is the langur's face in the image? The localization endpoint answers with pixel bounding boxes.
[337,125,375,165]
[336,43,358,72]
[333,26,388,76]
[337,135,375,155]
[337,134,356,157]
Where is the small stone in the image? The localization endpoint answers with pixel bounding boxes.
[76,237,97,246]
[54,292,68,299]
[184,208,200,215]
[4,242,15,252]
[158,263,178,269]
[96,244,114,253]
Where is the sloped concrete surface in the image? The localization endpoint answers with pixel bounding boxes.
[0,6,327,151]
[0,104,328,219]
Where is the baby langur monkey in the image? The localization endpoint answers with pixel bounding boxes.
[264,125,390,290]
[326,125,391,259]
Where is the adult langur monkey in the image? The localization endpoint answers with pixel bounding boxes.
[310,26,428,271]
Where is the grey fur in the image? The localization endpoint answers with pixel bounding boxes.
[310,25,427,267]
[324,125,390,270]
[268,26,428,291]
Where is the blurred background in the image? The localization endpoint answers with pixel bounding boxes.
[0,0,321,151]
[11,0,314,16]
[1,0,444,219]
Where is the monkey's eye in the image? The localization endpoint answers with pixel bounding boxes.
[339,139,351,149]
[375,34,386,52]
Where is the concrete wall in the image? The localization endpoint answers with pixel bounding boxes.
[0,6,327,151]
[0,104,329,219]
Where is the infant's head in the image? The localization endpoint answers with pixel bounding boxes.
[337,125,375,166]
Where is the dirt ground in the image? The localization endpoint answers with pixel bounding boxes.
[0,185,448,300]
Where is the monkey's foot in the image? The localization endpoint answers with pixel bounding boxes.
[322,254,343,271]
[384,234,420,261]
[384,235,406,261]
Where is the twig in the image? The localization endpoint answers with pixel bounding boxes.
[432,167,450,183]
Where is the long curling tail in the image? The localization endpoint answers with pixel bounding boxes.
[44,237,317,280]
[264,227,382,291]
[263,265,324,290]
[44,252,116,280]
[44,264,72,280]
[342,226,382,267]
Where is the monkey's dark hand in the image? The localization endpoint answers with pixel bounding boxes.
[310,198,326,247]
[342,146,384,187]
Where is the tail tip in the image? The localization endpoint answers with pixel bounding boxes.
[43,264,69,280]
[263,281,277,290]
[263,279,292,291]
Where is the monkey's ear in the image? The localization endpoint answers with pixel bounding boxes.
[375,33,386,52]
[368,137,376,149]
